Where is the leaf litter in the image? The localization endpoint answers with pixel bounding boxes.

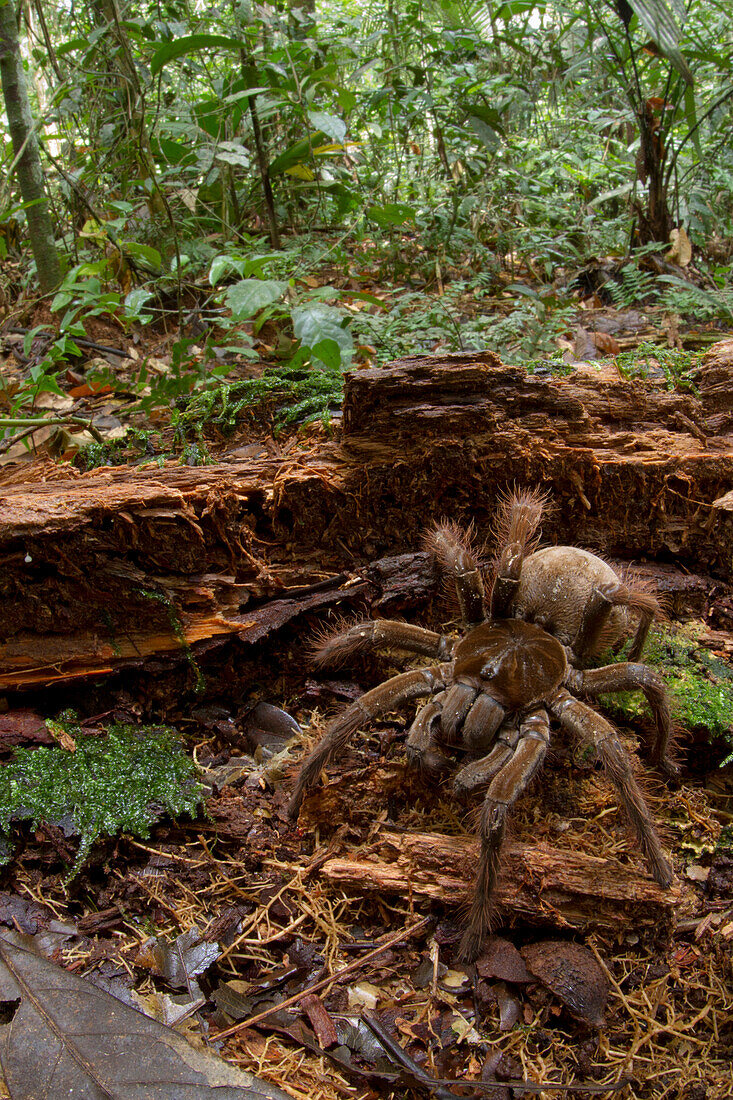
[0,692,730,1099]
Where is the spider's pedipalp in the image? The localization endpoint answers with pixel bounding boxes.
[406,696,450,773]
[490,489,548,617]
[426,519,486,626]
[460,709,549,961]
[549,689,673,888]
[288,664,447,819]
[441,682,479,742]
[310,617,454,668]
[452,722,520,793]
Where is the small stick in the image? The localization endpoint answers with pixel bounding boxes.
[212,915,431,1041]
[362,1011,465,1100]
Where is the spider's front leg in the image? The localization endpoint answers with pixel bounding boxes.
[567,662,673,770]
[312,618,455,667]
[549,689,673,888]
[460,709,549,962]
[288,665,447,819]
[490,489,546,618]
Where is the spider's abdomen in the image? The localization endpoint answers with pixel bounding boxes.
[454,620,567,709]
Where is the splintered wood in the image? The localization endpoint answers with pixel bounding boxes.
[1,342,732,688]
[318,829,680,933]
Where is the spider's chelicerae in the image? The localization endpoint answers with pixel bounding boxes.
[289,490,675,960]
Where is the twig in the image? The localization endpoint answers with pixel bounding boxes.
[6,326,133,358]
[212,915,431,1041]
[362,1011,466,1100]
[0,416,104,455]
[364,1014,631,1097]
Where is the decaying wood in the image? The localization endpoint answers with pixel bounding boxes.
[1,341,733,689]
[319,828,682,933]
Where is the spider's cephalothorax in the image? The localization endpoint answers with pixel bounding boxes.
[289,490,674,961]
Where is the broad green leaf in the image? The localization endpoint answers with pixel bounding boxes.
[225,279,287,319]
[55,37,90,58]
[291,304,353,362]
[366,203,416,228]
[286,164,315,180]
[123,242,162,270]
[468,116,500,150]
[269,133,328,176]
[209,255,243,286]
[589,182,633,207]
[464,104,506,138]
[307,111,347,143]
[150,35,247,77]
[215,142,252,168]
[310,338,342,371]
[124,289,155,321]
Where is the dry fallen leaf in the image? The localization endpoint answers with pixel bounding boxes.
[520,940,609,1028]
[667,226,692,267]
[476,936,531,984]
[0,933,294,1099]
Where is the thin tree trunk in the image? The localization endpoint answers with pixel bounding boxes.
[0,0,61,294]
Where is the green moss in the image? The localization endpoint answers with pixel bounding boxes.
[172,361,343,443]
[139,588,206,695]
[75,429,164,471]
[614,342,701,394]
[0,716,202,878]
[604,623,733,756]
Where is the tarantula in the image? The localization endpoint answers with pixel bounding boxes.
[289,491,674,961]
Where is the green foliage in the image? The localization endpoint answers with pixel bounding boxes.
[605,624,733,758]
[614,342,701,392]
[658,274,733,323]
[2,0,733,448]
[0,718,202,877]
[606,263,660,308]
[172,360,344,440]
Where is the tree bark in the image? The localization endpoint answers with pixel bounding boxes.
[0,0,61,294]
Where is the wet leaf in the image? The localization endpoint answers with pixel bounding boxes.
[520,941,609,1028]
[0,933,294,1098]
[493,981,522,1032]
[136,926,221,988]
[0,711,52,750]
[476,936,531,984]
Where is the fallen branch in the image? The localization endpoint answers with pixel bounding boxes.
[319,829,681,932]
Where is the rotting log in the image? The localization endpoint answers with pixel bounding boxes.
[319,829,683,933]
[1,341,733,690]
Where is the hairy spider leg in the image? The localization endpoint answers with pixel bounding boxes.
[573,581,659,664]
[426,521,486,626]
[311,618,455,668]
[567,663,673,770]
[460,709,550,961]
[490,489,546,617]
[288,665,448,818]
[549,688,673,888]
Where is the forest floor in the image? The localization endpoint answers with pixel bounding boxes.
[0,256,732,1099]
